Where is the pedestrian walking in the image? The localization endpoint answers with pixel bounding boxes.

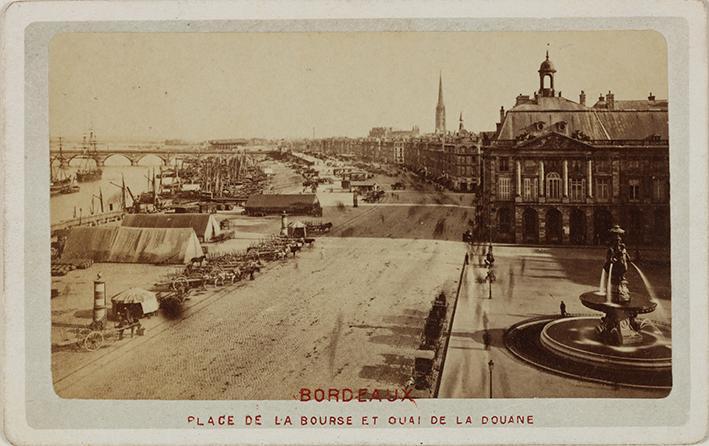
[464,252,469,265]
[482,330,491,350]
[484,244,495,268]
[560,300,567,317]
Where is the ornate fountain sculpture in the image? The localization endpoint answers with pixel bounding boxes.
[604,225,631,303]
[581,225,656,345]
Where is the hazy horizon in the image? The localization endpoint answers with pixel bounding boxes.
[50,31,668,141]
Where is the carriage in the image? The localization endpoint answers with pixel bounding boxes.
[69,310,145,352]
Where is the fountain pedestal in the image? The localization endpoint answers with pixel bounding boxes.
[579,291,657,346]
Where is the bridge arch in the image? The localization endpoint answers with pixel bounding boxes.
[67,155,98,167]
[103,153,134,166]
[135,154,167,166]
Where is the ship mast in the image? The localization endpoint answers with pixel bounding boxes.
[58,137,65,169]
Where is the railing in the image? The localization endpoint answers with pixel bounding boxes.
[432,253,468,398]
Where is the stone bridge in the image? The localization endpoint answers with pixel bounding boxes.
[49,148,262,167]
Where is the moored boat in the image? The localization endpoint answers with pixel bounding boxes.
[75,131,103,182]
[60,183,80,194]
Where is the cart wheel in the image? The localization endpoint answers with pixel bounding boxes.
[172,276,189,292]
[76,328,92,347]
[83,331,104,351]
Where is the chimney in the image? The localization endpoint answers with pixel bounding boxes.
[648,92,655,101]
[499,106,505,123]
[579,90,586,105]
[606,90,615,109]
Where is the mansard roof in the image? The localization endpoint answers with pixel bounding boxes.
[593,99,669,110]
[497,105,668,141]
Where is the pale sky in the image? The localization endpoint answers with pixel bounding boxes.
[49,31,667,141]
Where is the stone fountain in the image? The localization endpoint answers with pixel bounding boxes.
[504,225,671,390]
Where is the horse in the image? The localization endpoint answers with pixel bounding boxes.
[190,255,207,267]
[289,243,303,257]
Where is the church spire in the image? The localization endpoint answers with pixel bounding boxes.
[437,72,444,107]
[435,72,446,134]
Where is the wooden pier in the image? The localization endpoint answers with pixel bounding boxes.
[51,210,125,235]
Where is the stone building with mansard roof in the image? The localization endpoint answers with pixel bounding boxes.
[482,52,669,246]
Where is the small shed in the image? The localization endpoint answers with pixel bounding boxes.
[350,181,378,194]
[287,221,307,239]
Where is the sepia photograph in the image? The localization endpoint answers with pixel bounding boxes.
[47,30,673,401]
[5,0,709,442]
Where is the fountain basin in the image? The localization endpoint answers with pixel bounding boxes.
[505,316,672,390]
[579,291,656,315]
[540,316,671,369]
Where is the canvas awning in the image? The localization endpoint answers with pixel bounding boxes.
[111,287,159,314]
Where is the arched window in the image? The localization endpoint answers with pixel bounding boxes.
[546,172,562,199]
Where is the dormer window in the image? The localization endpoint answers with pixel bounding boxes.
[535,122,545,131]
[556,121,567,131]
[572,130,590,141]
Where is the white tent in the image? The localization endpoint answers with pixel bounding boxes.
[111,287,160,315]
[61,226,203,264]
[122,213,221,242]
[109,227,203,264]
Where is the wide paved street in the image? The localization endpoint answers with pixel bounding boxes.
[54,236,465,399]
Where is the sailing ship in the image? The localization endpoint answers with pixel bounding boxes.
[50,137,79,195]
[75,131,103,182]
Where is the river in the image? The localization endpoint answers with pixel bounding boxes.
[50,164,163,225]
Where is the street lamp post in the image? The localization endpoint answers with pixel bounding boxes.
[488,359,495,398]
[488,270,493,299]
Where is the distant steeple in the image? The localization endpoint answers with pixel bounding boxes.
[435,72,446,134]
[458,112,464,131]
[437,73,444,107]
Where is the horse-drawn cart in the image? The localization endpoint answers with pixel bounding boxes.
[70,317,144,352]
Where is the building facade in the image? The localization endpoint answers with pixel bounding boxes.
[482,53,670,246]
[403,129,482,192]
